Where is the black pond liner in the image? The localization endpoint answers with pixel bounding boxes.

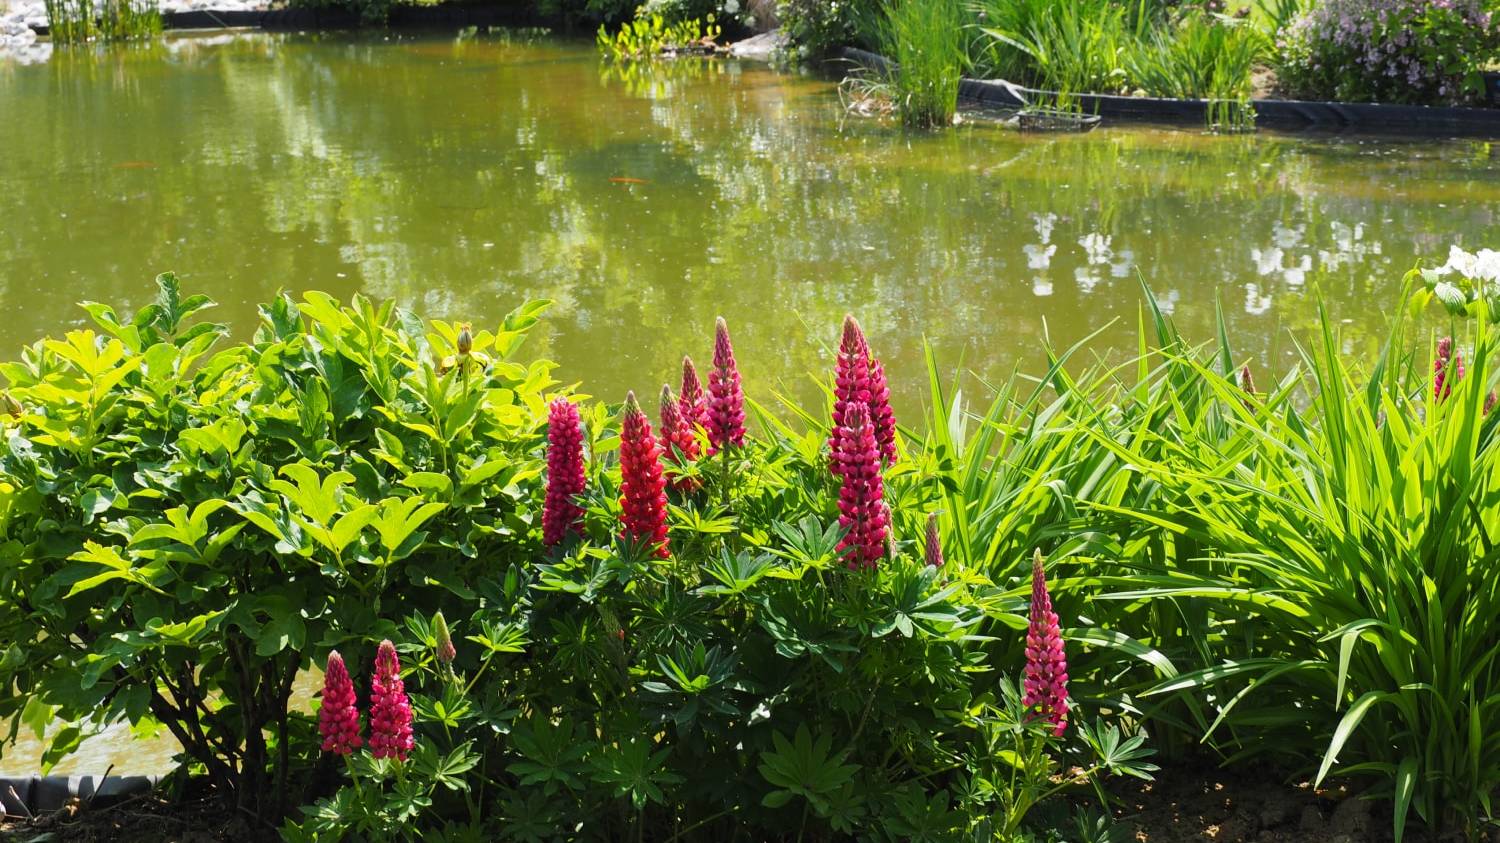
[2,775,160,815]
[840,46,1500,137]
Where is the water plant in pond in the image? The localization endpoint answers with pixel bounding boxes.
[868,0,967,127]
[596,9,721,60]
[44,0,161,44]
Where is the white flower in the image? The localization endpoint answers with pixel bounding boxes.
[724,0,740,13]
[1438,245,1478,278]
[1473,249,1500,282]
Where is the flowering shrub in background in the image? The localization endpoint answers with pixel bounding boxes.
[1275,0,1500,104]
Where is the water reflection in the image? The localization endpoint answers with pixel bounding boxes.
[1,31,1499,772]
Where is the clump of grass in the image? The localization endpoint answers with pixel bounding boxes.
[875,0,968,128]
[1125,14,1264,130]
[45,0,160,45]
[976,0,1132,110]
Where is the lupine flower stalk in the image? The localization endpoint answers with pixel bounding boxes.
[659,385,700,492]
[317,651,362,756]
[829,317,872,477]
[925,513,944,568]
[834,403,888,570]
[1023,549,1069,737]
[619,391,670,558]
[368,640,414,762]
[433,611,456,665]
[543,398,587,547]
[680,356,708,432]
[1435,337,1465,402]
[1239,364,1256,395]
[706,318,745,453]
[829,316,896,471]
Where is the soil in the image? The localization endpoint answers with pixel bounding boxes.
[1098,759,1488,843]
[2,761,1488,842]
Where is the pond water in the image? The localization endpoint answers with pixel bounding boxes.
[1,30,1499,775]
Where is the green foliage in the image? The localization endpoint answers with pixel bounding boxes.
[0,275,556,821]
[596,9,722,60]
[870,0,969,128]
[1124,14,1264,127]
[44,0,160,45]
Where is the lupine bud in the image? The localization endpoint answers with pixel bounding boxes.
[925,513,943,568]
[620,391,670,558]
[543,398,587,547]
[1023,549,1069,737]
[706,318,745,453]
[456,323,473,357]
[317,651,362,756]
[1435,337,1465,402]
[1239,364,1255,395]
[834,403,888,570]
[369,640,414,762]
[433,611,456,665]
[681,356,708,432]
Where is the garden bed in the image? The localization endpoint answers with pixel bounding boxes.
[841,46,1500,136]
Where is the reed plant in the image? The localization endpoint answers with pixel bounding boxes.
[45,0,160,44]
[1125,15,1263,129]
[874,0,968,127]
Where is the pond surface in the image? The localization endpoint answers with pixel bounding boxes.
[1,30,1499,775]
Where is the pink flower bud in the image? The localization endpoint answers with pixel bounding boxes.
[925,513,943,568]
[1023,550,1069,736]
[706,318,745,453]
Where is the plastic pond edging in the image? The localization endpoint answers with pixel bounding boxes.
[1,774,160,816]
[840,46,1500,137]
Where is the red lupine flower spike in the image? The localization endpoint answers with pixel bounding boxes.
[706,318,745,454]
[925,513,943,568]
[833,403,888,570]
[318,651,362,756]
[543,398,587,547]
[681,356,708,432]
[369,640,414,761]
[1023,549,1069,737]
[659,385,701,492]
[620,391,671,558]
[830,316,873,476]
[866,354,897,466]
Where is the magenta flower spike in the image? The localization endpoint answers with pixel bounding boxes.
[369,640,414,762]
[1435,337,1465,402]
[925,513,944,568]
[706,318,745,453]
[1023,550,1069,737]
[829,316,896,470]
[317,651,362,756]
[833,403,889,570]
[829,316,872,476]
[659,384,700,492]
[620,391,671,558]
[543,398,587,547]
[681,356,709,432]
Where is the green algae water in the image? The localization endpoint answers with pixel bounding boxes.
[1,30,1499,775]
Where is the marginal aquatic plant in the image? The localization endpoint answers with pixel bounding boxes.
[619,391,671,558]
[369,641,414,762]
[543,398,587,547]
[318,651,362,757]
[833,403,888,570]
[1023,550,1069,736]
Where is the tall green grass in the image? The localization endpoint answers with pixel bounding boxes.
[45,0,160,44]
[877,280,1500,839]
[1125,16,1265,129]
[875,0,968,128]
